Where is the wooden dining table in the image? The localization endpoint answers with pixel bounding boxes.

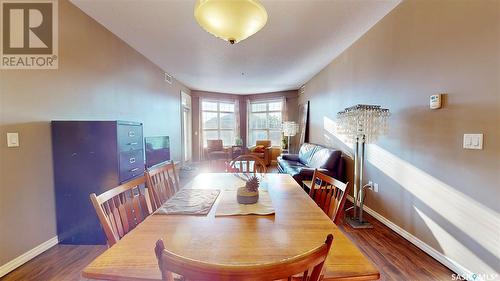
[82,173,380,280]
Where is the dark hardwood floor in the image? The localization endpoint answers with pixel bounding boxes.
[1,163,454,281]
[1,245,105,281]
[339,206,454,281]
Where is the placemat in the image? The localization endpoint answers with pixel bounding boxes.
[215,189,275,217]
[155,189,220,215]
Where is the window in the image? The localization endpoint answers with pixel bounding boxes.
[202,100,236,147]
[248,100,283,146]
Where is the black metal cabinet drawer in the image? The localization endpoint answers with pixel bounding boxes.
[119,149,144,183]
[117,124,143,152]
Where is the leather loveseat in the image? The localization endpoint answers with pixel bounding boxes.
[277,143,345,187]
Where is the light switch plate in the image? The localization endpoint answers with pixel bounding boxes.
[463,134,483,150]
[7,132,19,147]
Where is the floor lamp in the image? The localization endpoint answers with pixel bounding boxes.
[337,104,390,228]
[282,121,299,154]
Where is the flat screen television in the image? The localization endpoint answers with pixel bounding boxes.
[145,136,170,168]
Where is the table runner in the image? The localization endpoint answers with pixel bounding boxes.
[215,189,275,216]
[155,189,220,215]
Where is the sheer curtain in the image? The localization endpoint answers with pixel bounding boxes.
[199,97,205,160]
[282,96,287,122]
[246,98,251,147]
[234,98,240,145]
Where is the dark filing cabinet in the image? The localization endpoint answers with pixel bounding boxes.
[51,121,144,244]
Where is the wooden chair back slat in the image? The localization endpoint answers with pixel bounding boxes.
[111,198,125,238]
[117,202,130,235]
[145,161,180,212]
[103,202,120,242]
[155,234,334,281]
[309,169,349,225]
[124,199,136,232]
[228,154,267,175]
[90,176,150,246]
[138,189,149,218]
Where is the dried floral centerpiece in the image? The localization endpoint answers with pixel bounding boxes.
[237,176,260,204]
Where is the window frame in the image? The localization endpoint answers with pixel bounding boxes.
[201,100,236,147]
[248,99,283,147]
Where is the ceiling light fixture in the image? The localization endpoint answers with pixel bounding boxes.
[194,0,268,44]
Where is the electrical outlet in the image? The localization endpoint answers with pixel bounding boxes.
[367,181,379,192]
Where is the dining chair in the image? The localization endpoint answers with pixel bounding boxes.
[155,234,334,281]
[89,176,150,246]
[228,154,267,175]
[309,169,349,225]
[145,161,180,212]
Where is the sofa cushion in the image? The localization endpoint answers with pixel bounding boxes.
[307,147,342,171]
[321,150,342,171]
[298,143,319,166]
[277,156,306,176]
[280,154,300,162]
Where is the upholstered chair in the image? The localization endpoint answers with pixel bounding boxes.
[248,140,272,166]
[205,139,230,161]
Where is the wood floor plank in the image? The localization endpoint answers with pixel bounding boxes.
[1,245,106,281]
[338,204,454,281]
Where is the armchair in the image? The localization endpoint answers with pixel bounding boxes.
[248,140,272,166]
[205,140,230,161]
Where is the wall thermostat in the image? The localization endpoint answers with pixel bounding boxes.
[430,94,442,109]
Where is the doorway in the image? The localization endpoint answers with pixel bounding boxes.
[181,91,192,165]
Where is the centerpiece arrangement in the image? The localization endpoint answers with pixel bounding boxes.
[237,176,260,204]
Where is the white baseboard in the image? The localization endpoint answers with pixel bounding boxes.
[346,195,477,281]
[0,236,59,278]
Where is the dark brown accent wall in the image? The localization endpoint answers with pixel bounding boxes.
[0,0,190,266]
[300,0,499,276]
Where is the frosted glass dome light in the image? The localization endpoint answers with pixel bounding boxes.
[194,0,268,44]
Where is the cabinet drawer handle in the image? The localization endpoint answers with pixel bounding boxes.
[130,168,139,172]
[128,142,138,145]
[128,131,135,137]
[129,157,136,164]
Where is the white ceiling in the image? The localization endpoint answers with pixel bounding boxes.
[70,0,400,94]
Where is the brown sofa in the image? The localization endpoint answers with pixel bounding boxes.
[248,140,272,166]
[277,143,345,189]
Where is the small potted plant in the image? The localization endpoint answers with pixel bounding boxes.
[237,176,259,204]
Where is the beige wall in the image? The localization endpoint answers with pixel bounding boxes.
[300,0,499,277]
[0,0,190,266]
[191,90,298,161]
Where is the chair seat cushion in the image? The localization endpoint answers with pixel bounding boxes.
[250,152,265,158]
[208,151,227,159]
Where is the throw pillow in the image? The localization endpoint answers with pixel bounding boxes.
[252,145,265,153]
